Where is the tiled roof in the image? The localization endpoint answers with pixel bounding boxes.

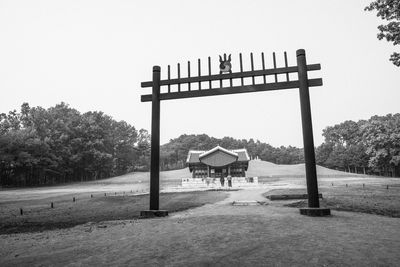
[186,150,205,163]
[186,146,249,164]
[232,148,250,161]
[199,145,238,159]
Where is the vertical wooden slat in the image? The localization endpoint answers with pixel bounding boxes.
[250,52,255,84]
[177,63,181,92]
[273,52,278,83]
[229,54,232,87]
[261,52,266,84]
[239,53,244,86]
[188,61,191,91]
[284,51,289,81]
[208,56,212,89]
[220,54,223,88]
[229,71,233,87]
[198,59,201,90]
[167,65,171,93]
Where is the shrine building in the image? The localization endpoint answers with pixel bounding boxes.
[186,146,250,178]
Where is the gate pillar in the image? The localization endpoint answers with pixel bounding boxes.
[150,66,161,210]
[297,49,330,216]
[140,66,168,217]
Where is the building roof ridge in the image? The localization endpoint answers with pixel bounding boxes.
[188,150,206,153]
[231,148,246,152]
[199,145,238,159]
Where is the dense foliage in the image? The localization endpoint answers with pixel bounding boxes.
[0,103,149,186]
[365,0,400,66]
[316,114,400,177]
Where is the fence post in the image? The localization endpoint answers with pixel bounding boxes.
[150,66,161,210]
[297,49,320,209]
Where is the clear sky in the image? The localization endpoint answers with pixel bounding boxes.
[1,0,399,147]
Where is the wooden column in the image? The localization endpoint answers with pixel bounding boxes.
[297,49,320,208]
[150,66,161,210]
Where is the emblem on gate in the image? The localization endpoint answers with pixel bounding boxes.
[219,54,232,74]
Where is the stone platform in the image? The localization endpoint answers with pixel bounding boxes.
[232,200,267,206]
[181,177,258,188]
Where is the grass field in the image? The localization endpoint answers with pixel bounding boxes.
[0,168,190,203]
[0,190,228,235]
[265,183,400,217]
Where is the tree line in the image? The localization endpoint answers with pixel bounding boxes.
[0,103,150,186]
[316,114,400,177]
[1,103,399,186]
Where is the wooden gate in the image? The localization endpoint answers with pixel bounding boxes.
[140,49,329,216]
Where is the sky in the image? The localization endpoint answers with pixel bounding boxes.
[0,0,399,148]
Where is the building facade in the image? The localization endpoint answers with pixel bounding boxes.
[186,146,250,178]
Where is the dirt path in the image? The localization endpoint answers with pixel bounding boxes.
[1,185,399,266]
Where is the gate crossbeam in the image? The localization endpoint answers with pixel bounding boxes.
[141,78,322,102]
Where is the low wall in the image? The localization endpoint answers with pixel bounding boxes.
[181,177,258,188]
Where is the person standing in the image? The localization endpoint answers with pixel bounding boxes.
[220,176,225,187]
[227,175,232,188]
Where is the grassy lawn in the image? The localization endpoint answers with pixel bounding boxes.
[0,191,228,235]
[265,184,400,217]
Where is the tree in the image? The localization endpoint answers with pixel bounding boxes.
[365,0,400,66]
[361,114,400,176]
[316,142,333,166]
[135,129,151,170]
[318,120,369,173]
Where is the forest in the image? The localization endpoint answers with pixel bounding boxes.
[1,103,399,186]
[0,103,149,186]
[316,114,400,177]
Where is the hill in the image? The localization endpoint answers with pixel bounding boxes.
[246,160,355,178]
